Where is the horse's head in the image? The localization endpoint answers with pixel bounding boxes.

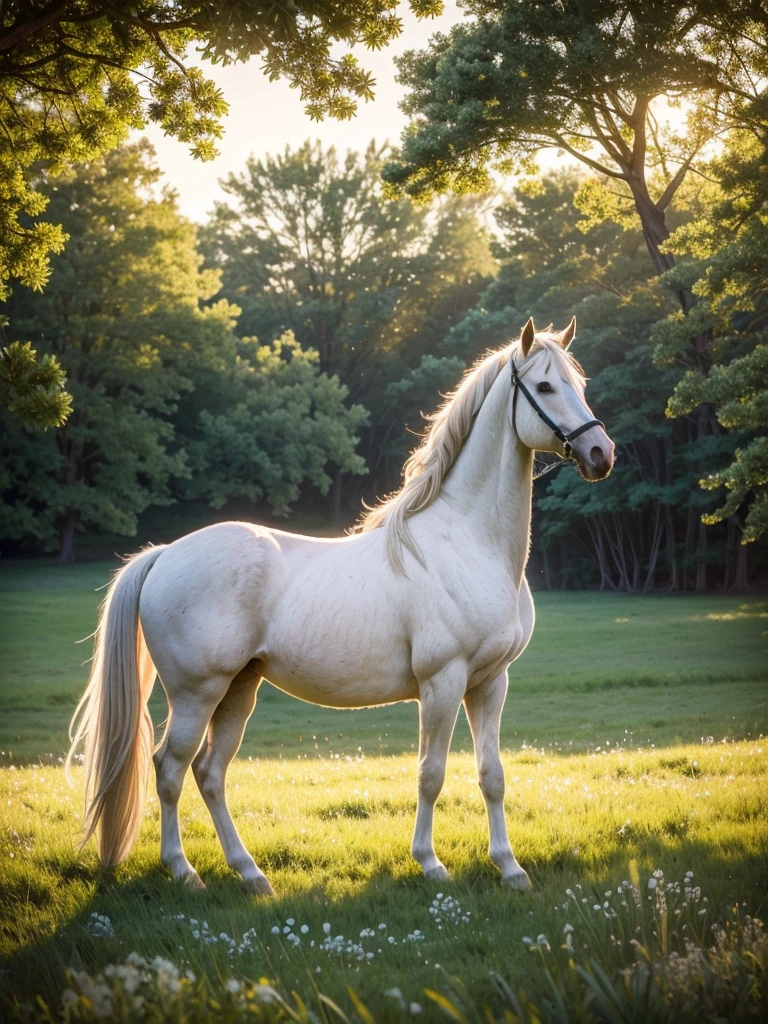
[512,317,614,481]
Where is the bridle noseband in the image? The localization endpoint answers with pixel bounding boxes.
[510,357,604,480]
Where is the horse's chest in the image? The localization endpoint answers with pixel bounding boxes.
[410,569,531,684]
[465,618,527,683]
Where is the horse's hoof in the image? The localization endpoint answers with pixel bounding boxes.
[503,869,532,891]
[246,874,274,897]
[424,864,452,882]
[183,871,206,891]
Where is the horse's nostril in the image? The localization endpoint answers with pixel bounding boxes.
[590,446,604,468]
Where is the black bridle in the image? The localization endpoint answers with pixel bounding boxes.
[510,357,604,480]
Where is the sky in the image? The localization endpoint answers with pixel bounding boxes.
[138,4,468,223]
[136,6,691,226]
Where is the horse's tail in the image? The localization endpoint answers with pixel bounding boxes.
[66,545,166,867]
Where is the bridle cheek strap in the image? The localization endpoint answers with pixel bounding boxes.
[510,357,603,475]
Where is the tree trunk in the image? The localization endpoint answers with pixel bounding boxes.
[723,516,735,591]
[643,504,663,593]
[332,468,343,527]
[542,544,552,590]
[683,506,697,592]
[627,175,710,372]
[695,519,708,593]
[559,538,567,590]
[628,177,676,278]
[665,508,679,592]
[57,515,76,565]
[588,520,614,591]
[732,519,750,592]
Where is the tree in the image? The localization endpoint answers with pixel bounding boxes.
[385,0,767,366]
[1,142,373,559]
[385,2,768,588]
[660,129,768,570]
[201,140,430,390]
[0,0,443,423]
[669,346,768,545]
[438,168,745,592]
[0,142,236,562]
[188,332,369,513]
[202,140,496,509]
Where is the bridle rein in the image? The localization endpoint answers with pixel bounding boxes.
[509,356,604,480]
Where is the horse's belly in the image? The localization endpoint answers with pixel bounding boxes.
[258,564,418,708]
[261,653,418,709]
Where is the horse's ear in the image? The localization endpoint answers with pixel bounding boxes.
[558,316,576,350]
[520,317,536,356]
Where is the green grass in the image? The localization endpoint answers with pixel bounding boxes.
[1,560,766,763]
[0,560,767,1020]
[1,746,767,1020]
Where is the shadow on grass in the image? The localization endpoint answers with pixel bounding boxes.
[3,827,767,1017]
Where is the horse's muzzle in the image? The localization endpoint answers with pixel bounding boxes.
[576,440,615,481]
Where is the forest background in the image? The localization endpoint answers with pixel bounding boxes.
[1,1,767,593]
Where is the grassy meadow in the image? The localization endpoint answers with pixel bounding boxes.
[0,559,767,1020]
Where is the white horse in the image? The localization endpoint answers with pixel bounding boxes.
[68,318,614,894]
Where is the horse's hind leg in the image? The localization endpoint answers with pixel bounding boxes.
[192,666,273,896]
[153,674,231,888]
[464,672,531,889]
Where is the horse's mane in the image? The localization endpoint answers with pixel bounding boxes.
[356,333,585,572]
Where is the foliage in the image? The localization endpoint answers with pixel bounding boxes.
[384,0,768,425]
[203,141,495,389]
[0,143,367,561]
[440,168,728,592]
[660,131,768,544]
[0,143,206,561]
[11,903,768,1021]
[428,898,768,1024]
[202,140,496,504]
[0,2,444,426]
[385,1,763,201]
[383,3,768,585]
[669,347,768,544]
[188,332,369,513]
[0,340,71,428]
[201,140,431,384]
[0,0,443,298]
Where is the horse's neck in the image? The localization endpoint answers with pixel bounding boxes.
[436,374,533,582]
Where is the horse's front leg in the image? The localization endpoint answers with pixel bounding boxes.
[464,672,531,889]
[412,662,466,881]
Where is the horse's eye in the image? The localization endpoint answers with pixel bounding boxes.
[537,381,554,394]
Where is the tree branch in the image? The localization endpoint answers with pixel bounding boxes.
[629,95,650,173]
[0,0,70,53]
[656,148,700,211]
[549,133,627,179]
